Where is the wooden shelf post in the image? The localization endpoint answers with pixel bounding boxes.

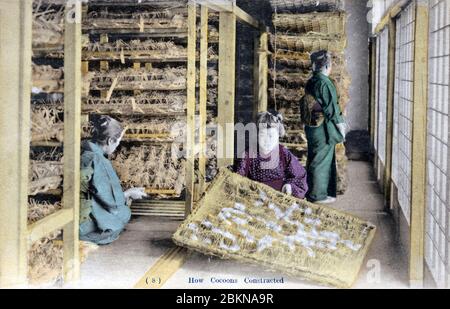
[198,5,209,198]
[63,0,82,282]
[217,11,236,168]
[0,0,33,287]
[370,39,377,148]
[185,2,197,215]
[384,19,396,206]
[253,31,268,119]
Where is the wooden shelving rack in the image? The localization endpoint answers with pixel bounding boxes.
[81,0,196,219]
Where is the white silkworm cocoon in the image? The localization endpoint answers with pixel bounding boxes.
[254,200,264,207]
[234,203,246,211]
[239,229,255,243]
[232,217,247,226]
[188,223,198,232]
[266,221,282,233]
[201,220,213,229]
[259,190,268,201]
[257,235,274,252]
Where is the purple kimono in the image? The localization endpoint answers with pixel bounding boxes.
[235,145,308,199]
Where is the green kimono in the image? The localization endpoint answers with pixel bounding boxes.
[80,141,131,245]
[304,72,344,202]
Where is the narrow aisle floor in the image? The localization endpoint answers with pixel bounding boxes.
[77,161,409,289]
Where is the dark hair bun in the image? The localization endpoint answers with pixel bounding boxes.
[91,114,110,129]
[310,50,331,70]
[90,115,124,145]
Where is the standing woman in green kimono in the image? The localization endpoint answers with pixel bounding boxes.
[80,116,147,245]
[304,50,347,204]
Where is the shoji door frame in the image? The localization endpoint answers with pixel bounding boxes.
[373,0,429,287]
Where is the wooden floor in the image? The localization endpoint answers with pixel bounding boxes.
[74,161,409,289]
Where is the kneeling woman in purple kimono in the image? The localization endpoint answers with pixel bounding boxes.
[234,111,308,199]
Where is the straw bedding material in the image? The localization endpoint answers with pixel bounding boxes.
[28,231,98,286]
[83,92,187,115]
[31,105,64,143]
[112,144,186,198]
[84,9,187,30]
[86,67,187,91]
[29,154,63,195]
[28,199,62,224]
[83,39,187,61]
[32,1,64,48]
[122,116,186,142]
[28,230,63,286]
[32,63,64,80]
[27,199,98,286]
[32,63,64,93]
[173,168,376,288]
[89,0,187,5]
[205,135,218,181]
[89,0,188,5]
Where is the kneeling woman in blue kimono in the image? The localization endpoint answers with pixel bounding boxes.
[80,116,147,245]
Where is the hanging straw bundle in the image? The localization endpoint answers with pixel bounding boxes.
[273,12,346,35]
[173,168,376,288]
[271,33,346,53]
[275,98,302,117]
[269,85,305,103]
[273,50,311,69]
[336,143,348,194]
[274,49,346,70]
[270,69,311,87]
[269,0,343,13]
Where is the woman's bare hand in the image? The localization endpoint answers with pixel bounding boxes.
[124,187,148,200]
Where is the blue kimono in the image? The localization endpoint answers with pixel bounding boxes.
[79,140,131,245]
